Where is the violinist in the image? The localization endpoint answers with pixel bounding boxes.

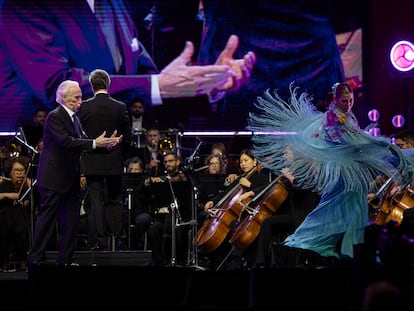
[0,157,31,272]
[200,148,269,270]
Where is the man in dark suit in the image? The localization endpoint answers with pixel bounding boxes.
[127,96,158,152]
[127,97,158,133]
[0,0,255,132]
[135,126,165,177]
[27,80,120,266]
[78,69,132,250]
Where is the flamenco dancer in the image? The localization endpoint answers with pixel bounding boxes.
[247,81,414,267]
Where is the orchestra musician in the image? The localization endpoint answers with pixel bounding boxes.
[145,151,191,266]
[196,153,227,227]
[199,148,269,270]
[0,157,31,272]
[134,126,165,177]
[122,156,152,250]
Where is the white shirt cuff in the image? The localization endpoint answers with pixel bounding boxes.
[92,140,96,149]
[151,74,162,106]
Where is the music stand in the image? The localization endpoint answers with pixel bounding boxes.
[150,180,193,266]
[167,178,179,266]
[21,125,43,150]
[196,174,227,202]
[121,172,148,250]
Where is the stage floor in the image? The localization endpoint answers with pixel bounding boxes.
[0,266,397,310]
[1,250,414,311]
[2,266,356,311]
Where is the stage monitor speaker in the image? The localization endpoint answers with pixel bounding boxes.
[44,250,152,266]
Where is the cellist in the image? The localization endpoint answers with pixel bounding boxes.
[233,147,321,268]
[249,167,320,268]
[200,148,269,269]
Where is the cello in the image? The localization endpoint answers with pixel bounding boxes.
[369,185,414,225]
[229,175,289,251]
[196,165,261,253]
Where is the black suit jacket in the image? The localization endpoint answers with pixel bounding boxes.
[129,112,158,132]
[36,105,94,193]
[78,92,132,175]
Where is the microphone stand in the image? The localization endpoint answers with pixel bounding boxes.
[164,140,205,268]
[14,132,39,249]
[184,140,203,170]
[126,188,133,250]
[166,176,204,269]
[166,176,181,267]
[182,140,207,270]
[14,135,39,156]
[184,181,206,271]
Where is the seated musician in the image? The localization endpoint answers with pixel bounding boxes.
[0,157,31,272]
[370,174,414,270]
[203,149,268,213]
[122,156,152,250]
[209,142,238,174]
[245,146,322,268]
[249,167,321,268]
[200,148,269,270]
[196,154,227,227]
[133,126,165,177]
[145,151,192,266]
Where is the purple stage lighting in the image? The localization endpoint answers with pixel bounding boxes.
[390,40,414,72]
[368,109,380,122]
[392,114,405,128]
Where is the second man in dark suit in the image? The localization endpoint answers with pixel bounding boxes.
[78,69,132,250]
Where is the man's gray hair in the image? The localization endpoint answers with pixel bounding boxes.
[56,80,80,105]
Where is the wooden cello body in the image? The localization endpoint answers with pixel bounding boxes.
[229,176,289,251]
[196,166,260,254]
[369,186,414,225]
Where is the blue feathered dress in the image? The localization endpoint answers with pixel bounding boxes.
[248,84,411,259]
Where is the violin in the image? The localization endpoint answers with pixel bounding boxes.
[13,162,32,206]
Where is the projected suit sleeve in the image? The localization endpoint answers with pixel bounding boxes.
[0,0,157,131]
